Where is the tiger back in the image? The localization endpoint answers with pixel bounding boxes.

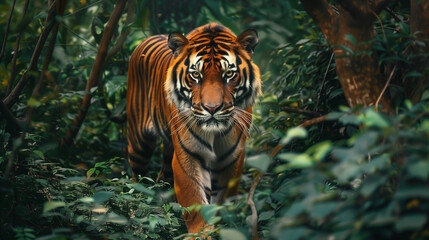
[127,23,261,233]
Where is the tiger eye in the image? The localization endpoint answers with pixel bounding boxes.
[225,70,234,78]
[191,72,200,79]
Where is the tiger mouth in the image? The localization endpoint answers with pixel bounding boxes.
[197,116,230,131]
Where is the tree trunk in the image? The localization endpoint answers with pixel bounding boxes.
[60,0,127,146]
[301,0,394,113]
[409,0,429,103]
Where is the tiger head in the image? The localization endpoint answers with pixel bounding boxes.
[165,23,261,132]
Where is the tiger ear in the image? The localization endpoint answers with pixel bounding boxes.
[237,29,259,56]
[168,32,188,56]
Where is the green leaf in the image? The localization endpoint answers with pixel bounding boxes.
[32,150,45,160]
[310,202,338,219]
[306,141,332,162]
[78,197,94,203]
[395,187,429,199]
[127,183,155,196]
[105,212,128,224]
[201,204,222,223]
[92,191,114,204]
[246,153,271,173]
[404,71,423,78]
[421,90,429,101]
[277,227,309,240]
[277,153,313,169]
[261,95,278,104]
[395,214,427,232]
[339,114,360,125]
[332,162,361,183]
[259,210,274,221]
[407,161,429,180]
[220,229,247,240]
[360,175,388,196]
[280,127,308,145]
[86,168,95,178]
[27,97,42,107]
[359,110,389,128]
[334,44,354,54]
[43,201,66,213]
[345,34,356,45]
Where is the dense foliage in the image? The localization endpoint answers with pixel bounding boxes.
[0,0,428,240]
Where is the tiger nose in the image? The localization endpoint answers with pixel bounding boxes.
[203,104,221,115]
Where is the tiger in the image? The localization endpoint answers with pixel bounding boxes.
[126,23,261,233]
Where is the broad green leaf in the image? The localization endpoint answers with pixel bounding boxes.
[105,212,128,224]
[78,197,94,203]
[32,150,45,160]
[246,153,271,173]
[395,187,429,199]
[395,214,427,232]
[363,154,390,173]
[359,110,389,128]
[404,71,423,78]
[421,90,429,101]
[285,202,305,217]
[280,127,308,145]
[92,191,114,204]
[201,204,222,223]
[208,216,222,225]
[127,183,155,196]
[332,162,361,183]
[258,210,274,221]
[27,97,42,107]
[360,175,388,196]
[277,227,309,240]
[43,201,66,213]
[220,229,247,240]
[261,95,278,104]
[345,34,356,45]
[339,114,360,125]
[407,161,429,180]
[278,153,313,169]
[310,202,338,219]
[306,141,332,161]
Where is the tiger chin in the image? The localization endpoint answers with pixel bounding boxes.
[126,23,261,234]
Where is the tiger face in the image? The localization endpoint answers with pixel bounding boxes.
[165,24,261,132]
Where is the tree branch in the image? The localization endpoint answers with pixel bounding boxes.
[247,172,262,240]
[301,0,337,41]
[0,0,16,66]
[61,0,127,146]
[282,107,322,117]
[6,0,30,97]
[3,1,58,107]
[107,0,135,59]
[0,100,21,136]
[373,0,394,14]
[25,0,66,125]
[299,114,328,128]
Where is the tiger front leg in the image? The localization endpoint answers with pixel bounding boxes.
[171,151,212,233]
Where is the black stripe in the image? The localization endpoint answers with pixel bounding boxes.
[212,153,240,173]
[188,127,213,151]
[217,132,242,162]
[204,185,212,203]
[128,154,149,166]
[177,134,210,172]
[152,106,170,143]
[217,123,233,137]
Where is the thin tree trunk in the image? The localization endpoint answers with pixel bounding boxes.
[61,0,127,146]
[409,0,429,103]
[301,0,394,113]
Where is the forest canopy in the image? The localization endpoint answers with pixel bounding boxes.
[1,0,429,239]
